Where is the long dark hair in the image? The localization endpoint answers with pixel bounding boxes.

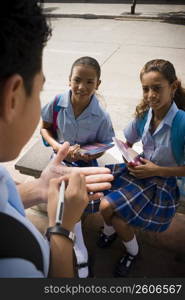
[135,59,185,118]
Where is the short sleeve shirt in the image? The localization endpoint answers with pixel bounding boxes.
[124,102,184,167]
[0,166,49,277]
[41,90,115,145]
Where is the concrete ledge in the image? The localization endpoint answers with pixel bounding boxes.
[137,212,185,257]
[15,139,53,178]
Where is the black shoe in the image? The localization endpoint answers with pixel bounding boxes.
[114,253,137,277]
[97,231,117,248]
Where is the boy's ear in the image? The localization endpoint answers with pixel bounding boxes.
[96,79,101,90]
[1,74,24,123]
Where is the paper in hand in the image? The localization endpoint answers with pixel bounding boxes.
[113,137,142,166]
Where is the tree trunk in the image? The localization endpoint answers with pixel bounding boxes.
[131,0,137,15]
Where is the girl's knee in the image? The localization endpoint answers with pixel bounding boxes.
[99,198,114,224]
[100,198,112,212]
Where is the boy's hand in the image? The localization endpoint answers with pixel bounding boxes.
[52,142,63,153]
[39,142,113,203]
[47,173,88,229]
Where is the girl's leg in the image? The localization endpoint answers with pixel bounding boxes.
[73,160,98,277]
[111,215,139,277]
[73,220,89,278]
[99,198,139,276]
[103,222,116,236]
[97,198,117,248]
[111,215,139,256]
[99,198,139,256]
[99,199,139,252]
[99,197,115,225]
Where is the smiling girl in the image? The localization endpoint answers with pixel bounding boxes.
[98,59,185,277]
[41,56,114,167]
[41,56,114,278]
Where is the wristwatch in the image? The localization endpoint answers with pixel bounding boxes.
[46,225,75,243]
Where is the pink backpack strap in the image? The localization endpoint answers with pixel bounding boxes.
[52,94,61,133]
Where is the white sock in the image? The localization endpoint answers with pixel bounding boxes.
[103,222,115,236]
[122,235,139,257]
[73,220,89,278]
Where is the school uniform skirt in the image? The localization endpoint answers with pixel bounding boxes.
[104,164,179,232]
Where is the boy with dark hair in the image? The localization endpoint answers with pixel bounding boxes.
[0,0,113,277]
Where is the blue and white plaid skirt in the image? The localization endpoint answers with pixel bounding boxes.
[104,163,180,232]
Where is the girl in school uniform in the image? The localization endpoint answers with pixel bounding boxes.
[41,56,114,167]
[97,59,185,277]
[41,56,114,278]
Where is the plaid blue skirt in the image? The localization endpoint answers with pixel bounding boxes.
[104,163,179,232]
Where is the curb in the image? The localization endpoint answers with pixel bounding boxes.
[44,13,185,23]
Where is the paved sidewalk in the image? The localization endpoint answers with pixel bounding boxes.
[44,2,185,23]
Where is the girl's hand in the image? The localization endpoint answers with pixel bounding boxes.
[67,151,100,163]
[39,142,113,203]
[87,152,104,161]
[77,152,105,163]
[65,144,81,162]
[77,153,90,162]
[127,157,159,179]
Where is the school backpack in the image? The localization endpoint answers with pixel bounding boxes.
[136,109,185,166]
[136,109,185,196]
[0,212,44,275]
[42,94,62,147]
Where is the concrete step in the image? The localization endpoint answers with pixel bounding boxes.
[26,207,185,277]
